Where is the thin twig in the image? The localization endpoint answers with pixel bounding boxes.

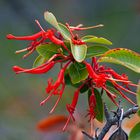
[82,105,139,140]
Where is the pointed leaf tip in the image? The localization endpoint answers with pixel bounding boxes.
[98,48,140,73]
[44,11,59,29]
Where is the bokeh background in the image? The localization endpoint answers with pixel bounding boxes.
[0,0,140,140]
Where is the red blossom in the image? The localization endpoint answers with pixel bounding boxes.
[13,61,55,74]
[87,89,96,121]
[83,60,137,106]
[7,14,138,133]
[63,82,87,131]
[40,61,71,114]
[6,20,70,58]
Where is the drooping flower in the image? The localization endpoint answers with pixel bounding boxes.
[6,20,68,58]
[87,89,96,122]
[40,61,71,114]
[83,58,137,105]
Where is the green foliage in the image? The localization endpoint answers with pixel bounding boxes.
[68,62,88,84]
[58,23,71,40]
[94,89,104,122]
[36,43,61,59]
[80,84,89,93]
[98,48,140,73]
[82,35,112,45]
[138,110,140,116]
[44,11,71,40]
[129,122,140,140]
[137,82,140,107]
[33,55,46,68]
[86,45,109,58]
[70,43,87,62]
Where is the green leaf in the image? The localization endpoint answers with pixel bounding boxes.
[44,11,59,29]
[64,72,81,88]
[137,82,140,107]
[33,55,46,68]
[58,23,71,40]
[71,43,87,62]
[36,43,61,59]
[80,84,89,93]
[62,41,71,56]
[138,110,140,116]
[86,45,109,58]
[98,48,140,73]
[64,72,72,85]
[94,89,104,122]
[68,62,88,84]
[82,35,112,45]
[129,122,140,140]
[44,11,71,40]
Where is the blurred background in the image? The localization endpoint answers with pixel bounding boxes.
[0,0,140,139]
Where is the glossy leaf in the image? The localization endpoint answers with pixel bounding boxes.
[44,11,71,40]
[68,62,88,84]
[98,48,140,73]
[44,11,59,29]
[58,23,71,40]
[129,122,140,140]
[94,89,104,122]
[86,45,109,58]
[64,73,82,88]
[33,55,46,68]
[137,82,140,107]
[36,43,61,59]
[71,43,87,62]
[62,41,71,55]
[82,35,112,45]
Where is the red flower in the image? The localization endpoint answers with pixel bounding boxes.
[40,61,71,114]
[13,61,55,74]
[63,81,87,131]
[87,89,96,121]
[6,20,68,58]
[84,60,137,105]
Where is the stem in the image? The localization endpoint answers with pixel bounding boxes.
[82,105,139,140]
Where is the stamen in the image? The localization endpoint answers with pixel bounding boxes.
[103,86,118,106]
[15,48,28,54]
[35,19,45,32]
[40,92,53,106]
[115,87,136,105]
[23,48,35,59]
[49,83,65,113]
[113,82,136,95]
[70,24,104,31]
[62,116,71,131]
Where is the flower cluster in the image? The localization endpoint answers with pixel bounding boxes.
[84,58,136,104]
[7,20,71,58]
[7,12,138,131]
